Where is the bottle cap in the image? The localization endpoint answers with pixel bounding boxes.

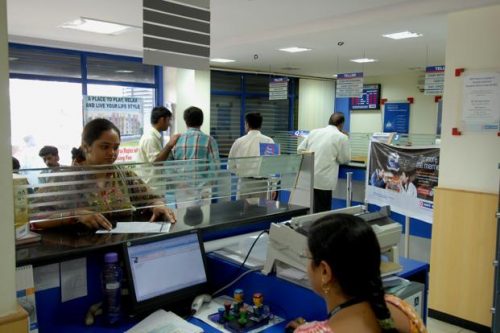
[104,252,118,263]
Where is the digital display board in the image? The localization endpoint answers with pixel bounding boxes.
[350,84,381,110]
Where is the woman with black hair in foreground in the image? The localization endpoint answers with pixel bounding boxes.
[291,214,426,333]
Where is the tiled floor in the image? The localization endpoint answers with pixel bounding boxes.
[427,318,478,333]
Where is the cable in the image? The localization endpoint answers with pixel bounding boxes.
[211,229,269,297]
[211,267,262,297]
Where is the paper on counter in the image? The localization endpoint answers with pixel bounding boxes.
[126,309,203,333]
[96,222,171,234]
[60,258,87,302]
[34,263,60,291]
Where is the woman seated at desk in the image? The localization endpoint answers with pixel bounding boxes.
[290,214,426,333]
[35,118,176,230]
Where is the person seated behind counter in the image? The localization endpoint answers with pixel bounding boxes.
[36,118,176,230]
[290,214,426,333]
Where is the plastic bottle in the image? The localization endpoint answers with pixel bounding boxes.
[102,252,122,325]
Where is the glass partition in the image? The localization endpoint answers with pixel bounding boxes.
[13,154,303,225]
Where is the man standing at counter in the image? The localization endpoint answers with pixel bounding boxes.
[297,112,351,213]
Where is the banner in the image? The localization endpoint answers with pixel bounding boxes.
[366,142,440,223]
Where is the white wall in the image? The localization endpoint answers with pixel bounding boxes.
[163,67,211,134]
[298,78,335,130]
[438,5,500,193]
[350,73,437,134]
[0,0,18,317]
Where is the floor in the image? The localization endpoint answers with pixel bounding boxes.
[427,318,478,333]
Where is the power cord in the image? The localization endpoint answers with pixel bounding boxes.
[211,229,269,297]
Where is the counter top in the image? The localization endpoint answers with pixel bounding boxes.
[16,199,309,267]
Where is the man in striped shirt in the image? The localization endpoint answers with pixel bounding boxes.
[170,106,220,207]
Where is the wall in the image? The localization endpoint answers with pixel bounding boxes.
[163,67,211,134]
[0,0,19,317]
[298,78,335,130]
[438,6,500,193]
[350,73,437,134]
[429,4,500,328]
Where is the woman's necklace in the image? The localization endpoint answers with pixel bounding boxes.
[328,297,365,318]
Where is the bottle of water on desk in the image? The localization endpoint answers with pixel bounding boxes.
[102,252,122,325]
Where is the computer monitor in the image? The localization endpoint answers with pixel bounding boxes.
[123,229,208,314]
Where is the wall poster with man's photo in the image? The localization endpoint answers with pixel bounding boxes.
[365,141,439,223]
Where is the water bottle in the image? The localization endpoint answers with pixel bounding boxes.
[102,252,122,325]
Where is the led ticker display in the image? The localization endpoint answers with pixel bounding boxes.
[350,84,381,110]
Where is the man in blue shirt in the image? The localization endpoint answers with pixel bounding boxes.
[170,106,220,207]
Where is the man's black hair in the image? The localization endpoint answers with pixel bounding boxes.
[38,145,58,157]
[183,106,204,128]
[151,106,172,125]
[245,112,263,130]
[328,112,345,126]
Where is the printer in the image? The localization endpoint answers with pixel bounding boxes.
[262,205,402,287]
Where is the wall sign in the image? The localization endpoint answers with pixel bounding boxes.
[269,77,289,100]
[424,65,445,95]
[383,102,410,134]
[462,72,500,132]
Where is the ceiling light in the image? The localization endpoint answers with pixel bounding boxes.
[383,31,423,40]
[332,74,338,78]
[59,17,131,35]
[279,47,311,53]
[210,58,235,63]
[115,70,134,73]
[350,58,377,63]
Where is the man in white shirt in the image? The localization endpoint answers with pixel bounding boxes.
[228,112,275,199]
[297,112,351,212]
[136,106,179,184]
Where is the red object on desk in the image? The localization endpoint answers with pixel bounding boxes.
[455,68,465,77]
[452,128,462,136]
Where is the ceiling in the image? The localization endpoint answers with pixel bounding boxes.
[6,0,500,78]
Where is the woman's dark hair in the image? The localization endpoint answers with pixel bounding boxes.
[307,213,397,332]
[82,118,121,146]
[183,106,204,128]
[71,146,86,163]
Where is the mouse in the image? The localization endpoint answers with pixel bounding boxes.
[191,294,212,314]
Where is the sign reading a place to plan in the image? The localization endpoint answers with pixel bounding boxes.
[336,72,364,98]
[269,77,289,100]
[462,72,500,132]
[424,66,445,95]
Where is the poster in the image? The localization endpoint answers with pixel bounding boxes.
[424,65,445,95]
[83,96,144,136]
[462,72,500,132]
[383,102,410,134]
[366,142,440,223]
[336,72,364,98]
[269,78,288,100]
[83,95,144,162]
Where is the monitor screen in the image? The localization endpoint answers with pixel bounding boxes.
[351,84,381,110]
[124,230,208,313]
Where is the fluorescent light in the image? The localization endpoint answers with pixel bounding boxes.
[279,47,311,53]
[60,17,130,35]
[383,31,423,40]
[115,70,134,73]
[350,58,377,63]
[210,58,235,63]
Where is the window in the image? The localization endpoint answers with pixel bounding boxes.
[210,71,297,156]
[9,44,162,167]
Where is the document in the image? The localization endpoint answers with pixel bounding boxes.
[34,263,60,291]
[96,222,171,234]
[126,309,203,333]
[60,258,87,302]
[16,265,38,333]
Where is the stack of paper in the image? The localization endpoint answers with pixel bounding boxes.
[126,309,203,333]
[16,265,38,333]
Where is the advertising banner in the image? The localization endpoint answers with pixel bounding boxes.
[366,141,440,223]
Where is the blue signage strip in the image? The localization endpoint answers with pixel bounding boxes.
[383,102,410,134]
[337,72,363,79]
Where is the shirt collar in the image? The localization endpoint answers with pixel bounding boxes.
[247,130,261,136]
[150,127,162,139]
[187,127,202,132]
